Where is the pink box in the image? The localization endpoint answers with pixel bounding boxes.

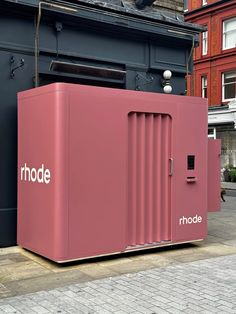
[17,83,220,262]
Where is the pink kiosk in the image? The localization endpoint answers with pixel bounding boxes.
[17,83,220,262]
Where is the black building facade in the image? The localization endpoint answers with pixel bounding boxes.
[0,0,203,247]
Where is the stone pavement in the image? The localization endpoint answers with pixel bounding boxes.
[221,181,236,190]
[0,195,236,313]
[0,254,236,314]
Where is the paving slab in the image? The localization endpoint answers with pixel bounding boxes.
[221,182,236,190]
[0,195,235,300]
[0,254,236,313]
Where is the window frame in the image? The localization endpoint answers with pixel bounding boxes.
[184,0,188,12]
[202,30,208,56]
[222,71,236,102]
[223,17,236,50]
[201,76,208,99]
[208,128,216,139]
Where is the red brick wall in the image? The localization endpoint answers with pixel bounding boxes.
[185,1,236,106]
[210,67,218,105]
[191,0,201,11]
[188,0,222,12]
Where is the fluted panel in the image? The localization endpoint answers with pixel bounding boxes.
[127,112,171,247]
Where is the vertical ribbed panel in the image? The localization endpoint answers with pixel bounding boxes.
[128,112,171,247]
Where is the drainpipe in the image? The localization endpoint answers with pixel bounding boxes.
[35,1,77,87]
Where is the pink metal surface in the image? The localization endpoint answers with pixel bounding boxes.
[208,139,221,212]
[17,90,69,260]
[127,113,171,246]
[18,83,213,262]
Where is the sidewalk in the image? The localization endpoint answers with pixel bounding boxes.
[221,182,236,190]
[0,195,236,312]
[0,254,236,314]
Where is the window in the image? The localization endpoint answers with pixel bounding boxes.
[201,76,207,98]
[202,0,207,5]
[184,0,188,12]
[202,31,208,55]
[222,71,236,102]
[208,128,216,139]
[223,18,236,50]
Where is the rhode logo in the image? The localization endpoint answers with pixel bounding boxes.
[20,163,51,184]
[179,215,203,225]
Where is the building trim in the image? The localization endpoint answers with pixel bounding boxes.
[193,49,236,64]
[208,101,236,128]
[185,0,234,18]
[3,0,204,34]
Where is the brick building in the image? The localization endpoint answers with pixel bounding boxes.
[185,0,236,170]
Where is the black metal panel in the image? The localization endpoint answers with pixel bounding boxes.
[49,26,148,67]
[0,15,35,48]
[0,209,17,247]
[150,44,189,73]
[0,50,34,246]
